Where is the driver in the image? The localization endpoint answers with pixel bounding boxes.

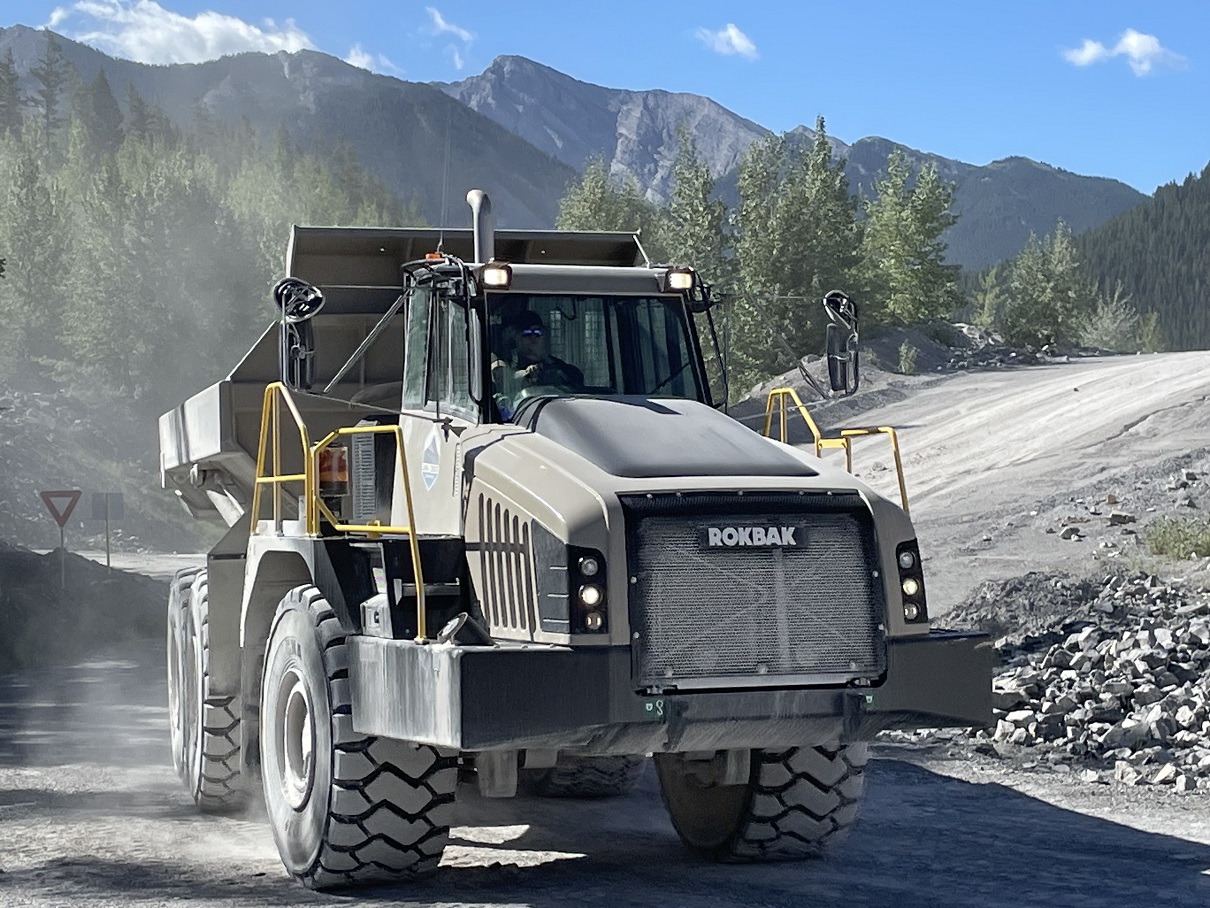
[492,309,584,406]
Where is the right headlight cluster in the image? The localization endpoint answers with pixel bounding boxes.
[895,540,929,624]
[570,547,608,634]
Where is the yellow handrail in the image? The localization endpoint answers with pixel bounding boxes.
[762,386,910,517]
[312,426,427,639]
[250,382,429,640]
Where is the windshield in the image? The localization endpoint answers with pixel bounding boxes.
[487,294,704,419]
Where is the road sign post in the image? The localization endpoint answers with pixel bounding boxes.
[91,492,124,572]
[40,489,81,590]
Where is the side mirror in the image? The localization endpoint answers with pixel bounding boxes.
[274,278,325,391]
[823,291,859,396]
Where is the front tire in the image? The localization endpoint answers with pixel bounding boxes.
[655,744,868,861]
[260,585,457,890]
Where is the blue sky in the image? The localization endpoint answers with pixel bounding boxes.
[1,1,1205,194]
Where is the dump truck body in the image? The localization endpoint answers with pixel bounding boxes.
[160,193,991,889]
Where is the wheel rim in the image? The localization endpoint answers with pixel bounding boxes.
[167,613,183,756]
[277,668,315,811]
[183,617,203,785]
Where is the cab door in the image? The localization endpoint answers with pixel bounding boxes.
[394,282,479,536]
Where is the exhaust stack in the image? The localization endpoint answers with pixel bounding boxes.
[466,189,495,264]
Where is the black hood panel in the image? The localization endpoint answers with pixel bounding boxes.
[517,396,817,479]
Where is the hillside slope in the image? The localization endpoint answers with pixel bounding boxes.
[762,351,1210,611]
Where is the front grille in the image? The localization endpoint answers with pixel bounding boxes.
[623,491,886,690]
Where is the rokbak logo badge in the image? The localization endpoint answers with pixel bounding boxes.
[704,526,799,547]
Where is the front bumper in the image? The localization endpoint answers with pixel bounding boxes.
[348,629,994,753]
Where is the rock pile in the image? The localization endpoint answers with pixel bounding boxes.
[919,571,1210,790]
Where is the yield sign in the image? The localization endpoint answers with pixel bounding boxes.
[40,489,82,528]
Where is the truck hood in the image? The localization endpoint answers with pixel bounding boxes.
[513,396,816,480]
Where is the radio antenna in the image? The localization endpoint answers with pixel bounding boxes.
[437,104,452,254]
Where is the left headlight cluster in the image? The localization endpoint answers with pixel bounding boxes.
[570,547,607,634]
[895,540,929,625]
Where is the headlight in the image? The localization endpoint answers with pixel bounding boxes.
[480,261,512,288]
[662,266,695,292]
[579,584,603,607]
[579,556,600,577]
[896,540,928,624]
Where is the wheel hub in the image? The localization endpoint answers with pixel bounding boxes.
[278,668,315,811]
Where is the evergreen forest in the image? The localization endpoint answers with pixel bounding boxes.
[1075,165,1210,351]
[0,37,410,424]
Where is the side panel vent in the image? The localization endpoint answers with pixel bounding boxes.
[350,432,377,525]
[478,493,537,637]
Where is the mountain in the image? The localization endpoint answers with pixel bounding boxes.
[441,56,1146,270]
[0,28,1148,267]
[844,138,1146,270]
[1074,163,1210,350]
[0,25,577,228]
[439,54,773,206]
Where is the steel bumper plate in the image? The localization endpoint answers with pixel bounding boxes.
[348,629,994,751]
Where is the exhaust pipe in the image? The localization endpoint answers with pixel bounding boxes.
[466,189,495,264]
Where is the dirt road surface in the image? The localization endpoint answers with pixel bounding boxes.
[4,353,1210,906]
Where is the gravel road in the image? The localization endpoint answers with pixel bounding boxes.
[5,352,1210,906]
[2,647,1208,908]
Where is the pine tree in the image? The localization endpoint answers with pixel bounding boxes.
[859,149,960,324]
[661,125,726,283]
[76,69,124,156]
[0,50,21,137]
[555,156,662,247]
[28,32,72,156]
[730,117,859,393]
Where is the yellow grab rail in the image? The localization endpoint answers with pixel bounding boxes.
[250,382,428,639]
[762,386,910,517]
[312,426,427,639]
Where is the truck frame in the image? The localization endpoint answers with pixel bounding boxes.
[159,190,991,889]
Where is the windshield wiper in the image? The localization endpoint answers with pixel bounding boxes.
[651,362,691,394]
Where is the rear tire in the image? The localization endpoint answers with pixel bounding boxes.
[655,744,868,861]
[523,754,646,798]
[260,585,457,890]
[181,571,246,812]
[166,567,201,785]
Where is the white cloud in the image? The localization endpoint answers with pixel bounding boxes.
[1062,28,1185,76]
[448,45,464,71]
[345,43,403,77]
[694,23,758,59]
[426,7,474,43]
[44,1,314,64]
[345,44,373,70]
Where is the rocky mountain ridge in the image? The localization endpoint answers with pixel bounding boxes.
[441,54,1145,269]
[0,26,1145,269]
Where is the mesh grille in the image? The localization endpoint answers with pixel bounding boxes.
[625,493,886,690]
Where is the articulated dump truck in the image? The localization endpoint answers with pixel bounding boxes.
[159,190,992,890]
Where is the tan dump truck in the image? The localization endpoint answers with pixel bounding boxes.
[159,190,992,890]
